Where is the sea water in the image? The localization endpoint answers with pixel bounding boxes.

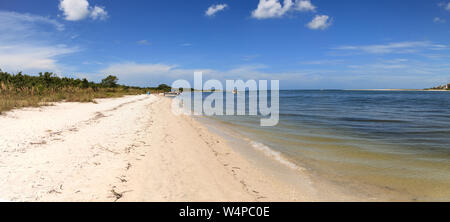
[188,90,450,201]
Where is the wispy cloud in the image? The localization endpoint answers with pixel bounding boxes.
[438,2,450,10]
[434,17,446,23]
[205,4,228,17]
[101,63,178,76]
[346,59,450,76]
[300,59,344,65]
[242,55,261,61]
[0,11,77,74]
[0,11,64,34]
[95,59,450,89]
[0,44,77,73]
[333,41,449,54]
[137,40,150,45]
[98,62,214,86]
[97,62,335,88]
[252,0,316,19]
[59,0,108,21]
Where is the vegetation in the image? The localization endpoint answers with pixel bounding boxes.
[101,75,119,88]
[156,84,172,92]
[0,69,172,114]
[427,83,450,91]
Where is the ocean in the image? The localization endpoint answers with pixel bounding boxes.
[183,90,450,201]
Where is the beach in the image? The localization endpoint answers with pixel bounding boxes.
[2,92,448,202]
[0,94,345,202]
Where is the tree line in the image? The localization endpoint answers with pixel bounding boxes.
[0,69,173,113]
[0,69,172,93]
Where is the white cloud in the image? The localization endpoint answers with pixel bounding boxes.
[252,0,294,19]
[59,0,90,21]
[307,15,332,30]
[434,17,446,23]
[58,0,108,21]
[205,4,228,16]
[90,6,108,20]
[296,0,316,12]
[334,41,448,54]
[0,11,77,74]
[252,0,315,19]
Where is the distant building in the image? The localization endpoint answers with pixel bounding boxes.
[429,83,450,90]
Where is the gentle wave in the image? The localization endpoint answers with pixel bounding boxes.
[248,140,303,171]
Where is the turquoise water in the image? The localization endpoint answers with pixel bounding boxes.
[187,90,450,201]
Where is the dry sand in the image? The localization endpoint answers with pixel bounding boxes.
[0,95,359,202]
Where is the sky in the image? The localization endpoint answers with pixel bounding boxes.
[0,0,449,89]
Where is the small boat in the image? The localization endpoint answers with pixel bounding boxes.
[232,89,238,94]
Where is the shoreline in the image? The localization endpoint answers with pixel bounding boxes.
[0,95,330,201]
[0,94,422,202]
[195,115,421,202]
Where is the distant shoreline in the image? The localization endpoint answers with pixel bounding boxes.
[186,89,450,92]
[345,89,450,92]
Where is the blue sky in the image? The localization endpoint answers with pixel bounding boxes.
[0,0,449,89]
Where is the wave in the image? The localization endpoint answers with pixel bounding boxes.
[248,140,303,171]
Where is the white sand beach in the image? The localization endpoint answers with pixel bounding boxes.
[0,95,363,202]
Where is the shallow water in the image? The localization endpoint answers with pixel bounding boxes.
[184,90,450,201]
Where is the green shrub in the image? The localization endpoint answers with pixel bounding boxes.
[0,70,158,113]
